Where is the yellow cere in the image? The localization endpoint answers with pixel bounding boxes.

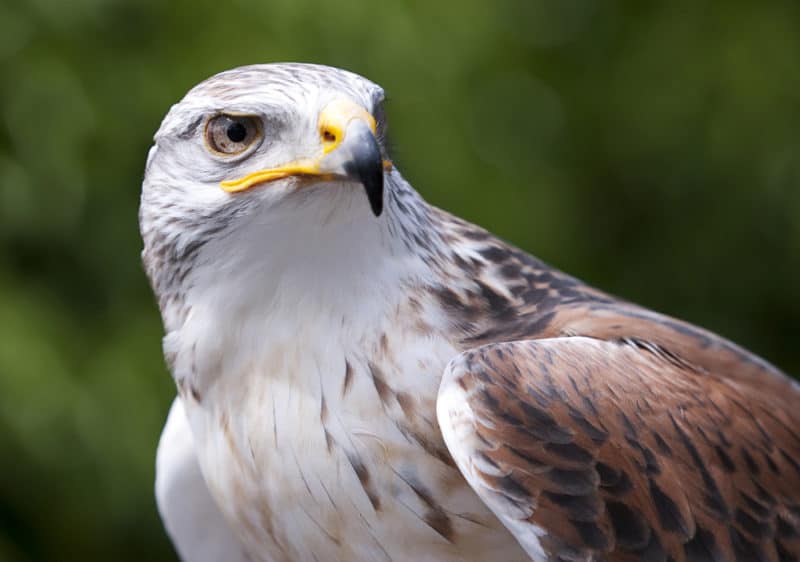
[220,98,377,193]
[317,98,377,154]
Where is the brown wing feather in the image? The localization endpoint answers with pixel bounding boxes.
[437,334,800,562]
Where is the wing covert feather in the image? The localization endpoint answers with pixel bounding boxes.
[437,336,800,562]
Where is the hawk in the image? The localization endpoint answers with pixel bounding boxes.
[141,63,800,562]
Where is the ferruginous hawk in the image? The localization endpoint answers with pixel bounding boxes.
[140,63,800,562]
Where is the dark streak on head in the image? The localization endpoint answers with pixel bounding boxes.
[178,114,205,140]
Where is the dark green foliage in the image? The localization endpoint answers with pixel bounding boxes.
[0,0,797,559]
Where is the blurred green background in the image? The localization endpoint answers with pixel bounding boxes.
[0,0,798,559]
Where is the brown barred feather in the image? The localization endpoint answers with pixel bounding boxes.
[440,324,800,562]
[433,210,799,561]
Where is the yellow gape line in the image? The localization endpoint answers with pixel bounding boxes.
[220,160,326,193]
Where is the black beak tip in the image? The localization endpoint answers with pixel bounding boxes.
[343,127,385,217]
[364,172,384,217]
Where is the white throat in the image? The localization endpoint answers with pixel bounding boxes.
[163,180,436,399]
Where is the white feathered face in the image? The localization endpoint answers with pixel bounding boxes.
[141,63,388,235]
[139,64,393,320]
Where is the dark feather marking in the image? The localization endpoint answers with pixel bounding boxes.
[717,430,733,449]
[395,392,416,419]
[544,441,594,464]
[640,445,661,475]
[478,452,500,471]
[518,401,574,444]
[470,311,556,343]
[596,462,623,487]
[619,411,638,441]
[607,501,651,550]
[368,362,392,406]
[649,479,692,538]
[461,228,490,241]
[436,287,464,310]
[320,392,328,424]
[598,466,633,497]
[342,359,353,398]
[764,451,780,474]
[683,526,725,562]
[423,509,455,544]
[526,384,554,409]
[739,492,771,520]
[572,519,610,550]
[568,407,609,444]
[582,395,601,418]
[176,238,207,263]
[735,508,773,540]
[652,431,673,456]
[777,515,798,539]
[178,114,204,139]
[714,445,736,473]
[781,448,800,476]
[500,263,521,278]
[546,468,597,495]
[542,491,601,521]
[495,407,524,428]
[346,452,381,512]
[478,245,509,262]
[475,280,514,319]
[619,337,703,372]
[730,527,770,562]
[670,415,729,520]
[506,445,548,471]
[742,448,760,474]
[452,512,492,529]
[493,473,532,503]
[635,531,669,562]
[395,422,456,467]
[392,470,454,543]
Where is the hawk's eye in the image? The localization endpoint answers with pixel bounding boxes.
[205,114,262,155]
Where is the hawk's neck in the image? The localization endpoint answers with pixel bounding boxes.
[160,174,456,400]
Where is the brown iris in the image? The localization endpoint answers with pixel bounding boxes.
[205,114,262,155]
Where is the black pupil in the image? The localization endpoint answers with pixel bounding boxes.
[226,121,248,143]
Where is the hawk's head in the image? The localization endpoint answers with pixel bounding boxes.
[142,63,387,218]
[140,64,430,330]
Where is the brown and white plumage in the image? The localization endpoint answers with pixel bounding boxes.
[438,214,800,561]
[141,63,800,562]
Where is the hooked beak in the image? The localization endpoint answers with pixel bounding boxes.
[220,98,387,216]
